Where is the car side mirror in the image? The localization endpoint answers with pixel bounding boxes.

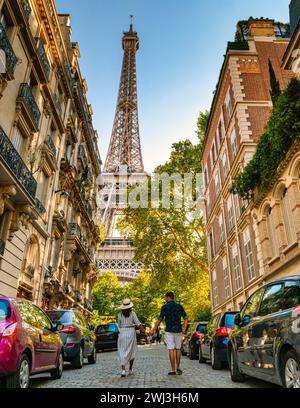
[234,313,242,326]
[242,315,251,327]
[53,323,64,332]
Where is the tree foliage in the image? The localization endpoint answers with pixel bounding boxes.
[197,110,210,153]
[92,272,125,318]
[231,78,300,199]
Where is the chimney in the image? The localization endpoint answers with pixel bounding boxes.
[247,18,276,37]
[290,0,300,36]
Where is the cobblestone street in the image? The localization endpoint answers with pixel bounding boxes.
[30,345,276,388]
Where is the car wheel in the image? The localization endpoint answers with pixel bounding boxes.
[282,350,300,389]
[6,354,30,389]
[88,346,97,364]
[71,346,84,369]
[229,348,246,382]
[211,346,222,370]
[51,352,64,380]
[199,346,206,364]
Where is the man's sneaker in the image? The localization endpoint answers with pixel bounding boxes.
[168,371,176,376]
[177,368,183,375]
[128,369,134,376]
[121,369,126,377]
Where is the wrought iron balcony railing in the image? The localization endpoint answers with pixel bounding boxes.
[84,298,93,312]
[36,38,51,80]
[21,0,32,20]
[0,126,37,199]
[18,83,41,130]
[0,239,5,256]
[75,291,82,302]
[46,135,57,156]
[35,197,46,214]
[0,22,17,78]
[227,41,250,52]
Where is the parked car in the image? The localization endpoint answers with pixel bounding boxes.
[95,322,119,351]
[182,322,207,359]
[46,309,96,369]
[199,311,238,369]
[0,297,64,388]
[228,276,300,388]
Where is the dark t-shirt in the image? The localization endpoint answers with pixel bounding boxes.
[158,301,188,333]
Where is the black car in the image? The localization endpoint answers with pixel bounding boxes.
[95,323,119,351]
[228,276,300,388]
[199,311,238,369]
[182,322,207,359]
[47,309,96,369]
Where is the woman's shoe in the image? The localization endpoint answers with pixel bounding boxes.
[121,369,126,377]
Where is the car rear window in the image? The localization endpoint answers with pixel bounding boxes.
[97,324,118,333]
[46,310,73,324]
[223,313,236,328]
[0,300,10,321]
[196,324,207,334]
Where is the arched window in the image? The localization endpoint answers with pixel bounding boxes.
[281,188,296,245]
[265,206,278,258]
[17,236,40,301]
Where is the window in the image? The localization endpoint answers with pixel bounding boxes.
[36,171,50,204]
[14,301,36,327]
[281,282,300,310]
[214,172,220,195]
[209,231,215,259]
[217,120,223,146]
[219,213,225,243]
[225,89,233,121]
[0,299,10,321]
[230,129,238,158]
[227,196,235,230]
[259,284,284,316]
[211,140,217,165]
[266,206,278,257]
[281,188,296,245]
[212,270,219,307]
[203,165,208,189]
[206,194,211,215]
[222,152,229,178]
[12,127,25,155]
[32,305,52,330]
[222,256,230,299]
[243,227,255,282]
[231,243,242,291]
[241,288,265,319]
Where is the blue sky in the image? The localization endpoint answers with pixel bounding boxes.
[55,0,289,172]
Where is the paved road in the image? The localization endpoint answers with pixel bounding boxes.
[30,344,276,388]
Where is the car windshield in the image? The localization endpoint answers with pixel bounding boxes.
[224,313,236,328]
[0,300,10,321]
[46,310,73,324]
[196,324,207,334]
[97,324,118,333]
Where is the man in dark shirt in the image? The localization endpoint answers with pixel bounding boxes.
[154,291,188,375]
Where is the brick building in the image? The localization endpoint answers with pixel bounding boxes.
[201,18,293,314]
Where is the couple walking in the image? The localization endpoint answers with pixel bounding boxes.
[117,291,188,377]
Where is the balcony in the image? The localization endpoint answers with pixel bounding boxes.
[75,291,82,303]
[67,223,93,260]
[21,0,31,20]
[17,83,41,131]
[0,239,5,256]
[35,38,51,80]
[0,126,37,202]
[0,22,17,79]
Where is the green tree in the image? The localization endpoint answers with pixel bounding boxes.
[196,110,210,153]
[92,272,125,318]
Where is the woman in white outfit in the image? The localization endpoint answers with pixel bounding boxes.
[117,299,144,377]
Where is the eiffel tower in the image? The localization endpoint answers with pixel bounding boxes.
[96,17,148,283]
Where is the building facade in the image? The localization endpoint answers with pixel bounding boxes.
[0,0,101,315]
[202,18,293,314]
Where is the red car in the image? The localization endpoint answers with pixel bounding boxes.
[0,296,64,388]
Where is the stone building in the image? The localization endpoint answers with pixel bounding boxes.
[0,0,101,315]
[201,18,293,314]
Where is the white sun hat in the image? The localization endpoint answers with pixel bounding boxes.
[120,298,134,310]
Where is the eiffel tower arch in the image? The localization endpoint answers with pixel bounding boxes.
[96,18,148,283]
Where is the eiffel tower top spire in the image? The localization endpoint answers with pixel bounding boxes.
[104,17,144,174]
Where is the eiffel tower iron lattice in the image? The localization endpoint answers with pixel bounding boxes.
[97,18,147,283]
[104,17,144,173]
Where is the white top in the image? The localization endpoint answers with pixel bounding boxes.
[118,311,141,328]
